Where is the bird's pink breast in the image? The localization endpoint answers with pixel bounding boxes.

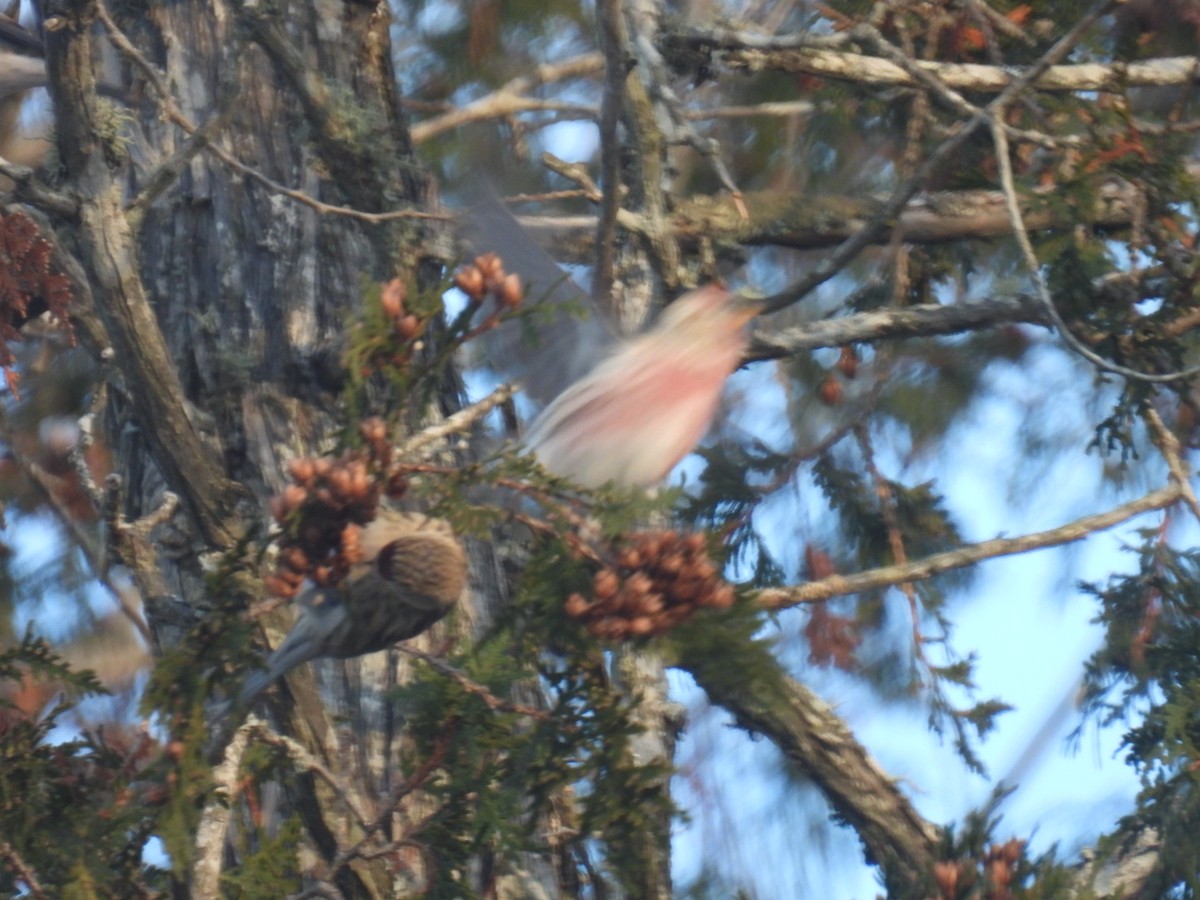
[529,339,743,486]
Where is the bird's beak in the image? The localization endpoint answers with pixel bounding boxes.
[730,291,766,327]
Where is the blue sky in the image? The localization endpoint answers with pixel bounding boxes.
[664,342,1166,897]
[5,9,1179,887]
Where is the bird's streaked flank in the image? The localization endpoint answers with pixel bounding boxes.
[238,507,467,706]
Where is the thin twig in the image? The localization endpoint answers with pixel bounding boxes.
[0,842,47,899]
[395,383,517,461]
[542,153,603,203]
[850,23,1059,149]
[1143,405,1200,525]
[511,510,605,565]
[331,735,450,873]
[762,0,1118,314]
[685,99,818,120]
[414,97,596,142]
[854,425,925,664]
[625,1,746,207]
[409,54,604,144]
[990,107,1200,384]
[96,0,446,226]
[30,463,152,643]
[249,721,372,828]
[126,90,240,226]
[0,408,152,643]
[397,645,553,721]
[393,461,597,530]
[757,483,1183,610]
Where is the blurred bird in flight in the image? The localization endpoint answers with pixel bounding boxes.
[461,193,762,488]
[523,282,760,487]
[233,194,758,709]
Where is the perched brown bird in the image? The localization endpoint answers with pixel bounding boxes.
[238,508,468,706]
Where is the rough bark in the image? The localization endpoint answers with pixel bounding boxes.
[22,0,1181,894]
[665,27,1199,93]
[44,0,245,551]
[39,0,513,895]
[680,656,941,893]
[518,175,1160,264]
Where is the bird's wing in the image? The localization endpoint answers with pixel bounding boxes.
[237,586,348,705]
[458,188,616,406]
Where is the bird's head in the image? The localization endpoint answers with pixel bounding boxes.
[376,532,469,606]
[655,284,763,350]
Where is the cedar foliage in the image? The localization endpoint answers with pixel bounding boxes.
[3,0,1200,897]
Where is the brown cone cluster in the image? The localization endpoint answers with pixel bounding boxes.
[454,253,523,311]
[265,418,407,598]
[565,530,735,640]
[931,838,1024,900]
[379,277,424,341]
[818,346,859,407]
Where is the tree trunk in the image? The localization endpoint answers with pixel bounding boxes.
[40,0,525,895]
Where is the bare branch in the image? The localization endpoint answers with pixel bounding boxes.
[675,31,1200,94]
[69,419,103,510]
[248,720,373,828]
[746,294,1047,362]
[855,425,926,662]
[193,715,254,897]
[758,0,1119,314]
[1144,406,1200,526]
[410,54,603,144]
[681,660,940,889]
[398,646,552,721]
[527,173,1154,263]
[0,154,78,216]
[541,152,604,202]
[847,23,1060,149]
[124,95,239,227]
[0,842,48,899]
[686,99,818,120]
[396,383,517,462]
[0,406,152,644]
[625,0,747,213]
[757,484,1183,611]
[329,737,449,878]
[198,713,384,895]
